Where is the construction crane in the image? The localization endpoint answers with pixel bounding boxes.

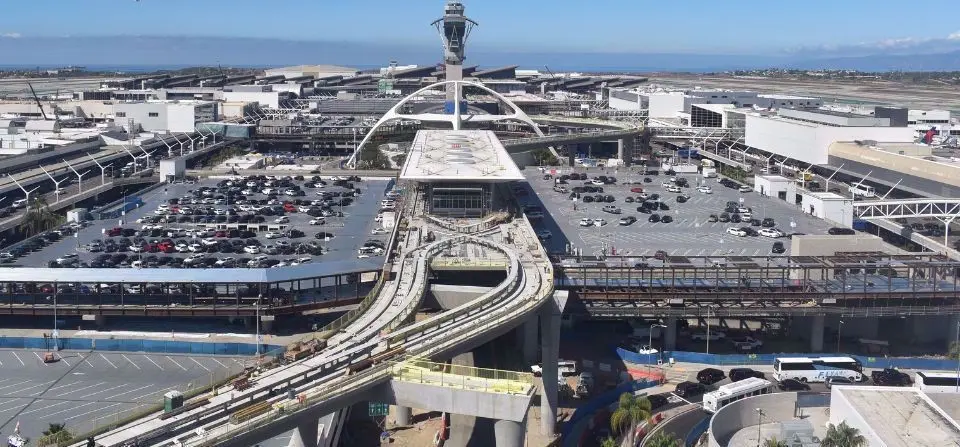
[543,65,562,92]
[27,82,48,120]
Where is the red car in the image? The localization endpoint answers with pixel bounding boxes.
[283,203,296,213]
[630,187,644,193]
[215,231,227,238]
[108,227,123,237]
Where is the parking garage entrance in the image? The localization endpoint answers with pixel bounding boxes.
[427,182,493,218]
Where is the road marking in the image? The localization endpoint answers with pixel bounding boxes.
[33,352,46,365]
[64,401,125,421]
[84,357,94,368]
[58,355,71,367]
[0,399,27,413]
[167,356,188,371]
[56,381,111,396]
[11,352,24,366]
[19,381,56,395]
[210,358,228,369]
[100,354,118,369]
[19,400,73,415]
[0,380,37,393]
[79,383,128,399]
[142,355,164,371]
[105,384,154,400]
[39,400,100,418]
[122,354,141,370]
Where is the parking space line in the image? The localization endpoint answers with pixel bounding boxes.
[0,380,38,393]
[58,355,71,367]
[79,383,127,399]
[64,401,125,421]
[122,354,141,370]
[210,358,228,369]
[0,399,27,414]
[49,381,100,392]
[167,356,188,371]
[143,355,164,371]
[19,399,72,416]
[39,400,99,418]
[84,357,94,368]
[56,381,110,396]
[190,357,211,372]
[105,384,154,400]
[11,352,24,366]
[100,354,118,369]
[33,352,47,365]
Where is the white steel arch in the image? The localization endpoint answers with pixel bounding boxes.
[345,80,556,168]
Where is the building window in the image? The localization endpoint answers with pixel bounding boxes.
[116,112,126,118]
[148,112,159,118]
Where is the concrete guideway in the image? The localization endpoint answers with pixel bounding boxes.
[85,202,554,447]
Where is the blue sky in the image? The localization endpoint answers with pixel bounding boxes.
[2,0,960,55]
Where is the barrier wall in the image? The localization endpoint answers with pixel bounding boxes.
[560,379,657,443]
[616,348,960,372]
[0,335,282,356]
[684,415,711,447]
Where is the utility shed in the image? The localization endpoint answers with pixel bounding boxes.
[830,386,960,447]
[797,191,853,227]
[753,175,792,200]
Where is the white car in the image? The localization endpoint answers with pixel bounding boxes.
[241,189,255,196]
[274,216,290,224]
[201,237,218,246]
[739,186,754,193]
[634,344,658,355]
[129,245,144,253]
[591,179,605,186]
[214,257,235,266]
[188,243,204,252]
[262,188,275,195]
[726,227,747,237]
[759,228,784,238]
[730,336,764,350]
[697,186,713,194]
[536,229,552,240]
[661,182,674,188]
[593,218,608,227]
[371,227,388,235]
[579,218,594,227]
[243,245,261,254]
[265,231,282,239]
[184,254,204,264]
[309,218,326,226]
[665,185,681,193]
[56,254,79,265]
[736,206,751,214]
[298,205,312,213]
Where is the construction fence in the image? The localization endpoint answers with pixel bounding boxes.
[616,347,960,371]
[0,335,282,356]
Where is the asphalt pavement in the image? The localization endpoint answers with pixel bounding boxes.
[0,349,246,442]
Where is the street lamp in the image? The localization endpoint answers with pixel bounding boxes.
[649,323,666,365]
[837,320,845,353]
[755,408,765,447]
[955,321,959,393]
[706,307,714,355]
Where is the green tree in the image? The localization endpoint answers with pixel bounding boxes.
[645,431,681,447]
[20,197,63,237]
[600,436,618,447]
[610,393,652,445]
[821,421,866,447]
[764,437,788,447]
[40,422,72,443]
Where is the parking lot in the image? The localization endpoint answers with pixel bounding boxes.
[10,175,394,270]
[521,168,836,257]
[0,349,246,441]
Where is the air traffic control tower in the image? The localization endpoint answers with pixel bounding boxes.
[433,1,477,104]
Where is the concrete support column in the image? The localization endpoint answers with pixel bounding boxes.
[260,318,274,334]
[618,137,634,165]
[494,417,526,447]
[522,316,539,364]
[664,317,677,352]
[288,418,319,447]
[811,315,825,352]
[540,301,561,437]
[394,405,412,426]
[949,314,960,351]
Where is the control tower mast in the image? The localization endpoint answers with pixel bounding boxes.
[432,1,477,102]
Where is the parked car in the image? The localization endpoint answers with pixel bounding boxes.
[871,368,912,386]
[690,331,725,341]
[602,205,622,214]
[759,228,784,238]
[828,227,856,235]
[730,336,763,351]
[726,227,747,237]
[772,241,786,254]
[825,377,855,389]
[697,186,712,194]
[619,216,637,226]
[696,368,726,385]
[738,185,754,193]
[648,214,661,223]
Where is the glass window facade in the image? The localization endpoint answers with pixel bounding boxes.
[429,183,492,217]
[691,106,723,128]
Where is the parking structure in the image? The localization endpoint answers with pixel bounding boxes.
[8,175,394,270]
[0,350,247,442]
[520,168,836,258]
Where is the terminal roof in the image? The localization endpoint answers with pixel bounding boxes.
[399,130,524,182]
[836,387,960,447]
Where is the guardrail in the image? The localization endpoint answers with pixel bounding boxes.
[390,358,534,395]
[684,415,711,447]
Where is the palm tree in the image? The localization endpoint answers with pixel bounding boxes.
[645,431,681,447]
[20,197,62,237]
[610,393,652,445]
[764,437,788,447]
[600,436,618,447]
[42,422,71,442]
[821,421,866,447]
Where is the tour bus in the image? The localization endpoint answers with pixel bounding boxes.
[702,377,774,413]
[914,371,960,393]
[773,356,863,383]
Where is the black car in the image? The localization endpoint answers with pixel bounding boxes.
[648,214,661,223]
[730,214,742,223]
[647,393,669,410]
[696,368,726,385]
[750,218,762,227]
[871,368,912,386]
[661,215,673,223]
[777,379,810,391]
[729,368,765,382]
[828,227,856,235]
[761,217,776,227]
[741,227,758,237]
[676,195,689,203]
[648,194,660,201]
[625,197,635,203]
[674,381,706,398]
[643,177,652,183]
[772,241,786,254]
[708,214,719,222]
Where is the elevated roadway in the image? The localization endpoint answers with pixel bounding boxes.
[80,187,554,447]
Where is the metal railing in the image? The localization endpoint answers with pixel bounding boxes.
[391,357,534,395]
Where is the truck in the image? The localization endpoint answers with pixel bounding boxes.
[729,336,763,351]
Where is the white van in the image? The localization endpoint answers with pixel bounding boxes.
[12,199,27,209]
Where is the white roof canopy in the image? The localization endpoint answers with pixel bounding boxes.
[399,130,524,183]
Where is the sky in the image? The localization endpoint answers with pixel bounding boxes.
[2,0,960,56]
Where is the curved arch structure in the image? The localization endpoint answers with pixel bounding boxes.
[346,80,559,168]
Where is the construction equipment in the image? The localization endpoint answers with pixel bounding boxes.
[27,82,48,120]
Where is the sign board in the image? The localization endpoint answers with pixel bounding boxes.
[368,402,389,417]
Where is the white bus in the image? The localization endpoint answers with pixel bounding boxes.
[702,377,774,412]
[914,371,960,393]
[773,356,863,383]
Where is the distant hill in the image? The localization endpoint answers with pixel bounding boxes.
[3,35,960,73]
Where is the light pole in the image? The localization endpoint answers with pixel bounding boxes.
[256,296,262,360]
[837,320,844,353]
[955,321,959,393]
[706,307,713,355]
[755,408,764,447]
[649,323,666,365]
[52,293,58,351]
